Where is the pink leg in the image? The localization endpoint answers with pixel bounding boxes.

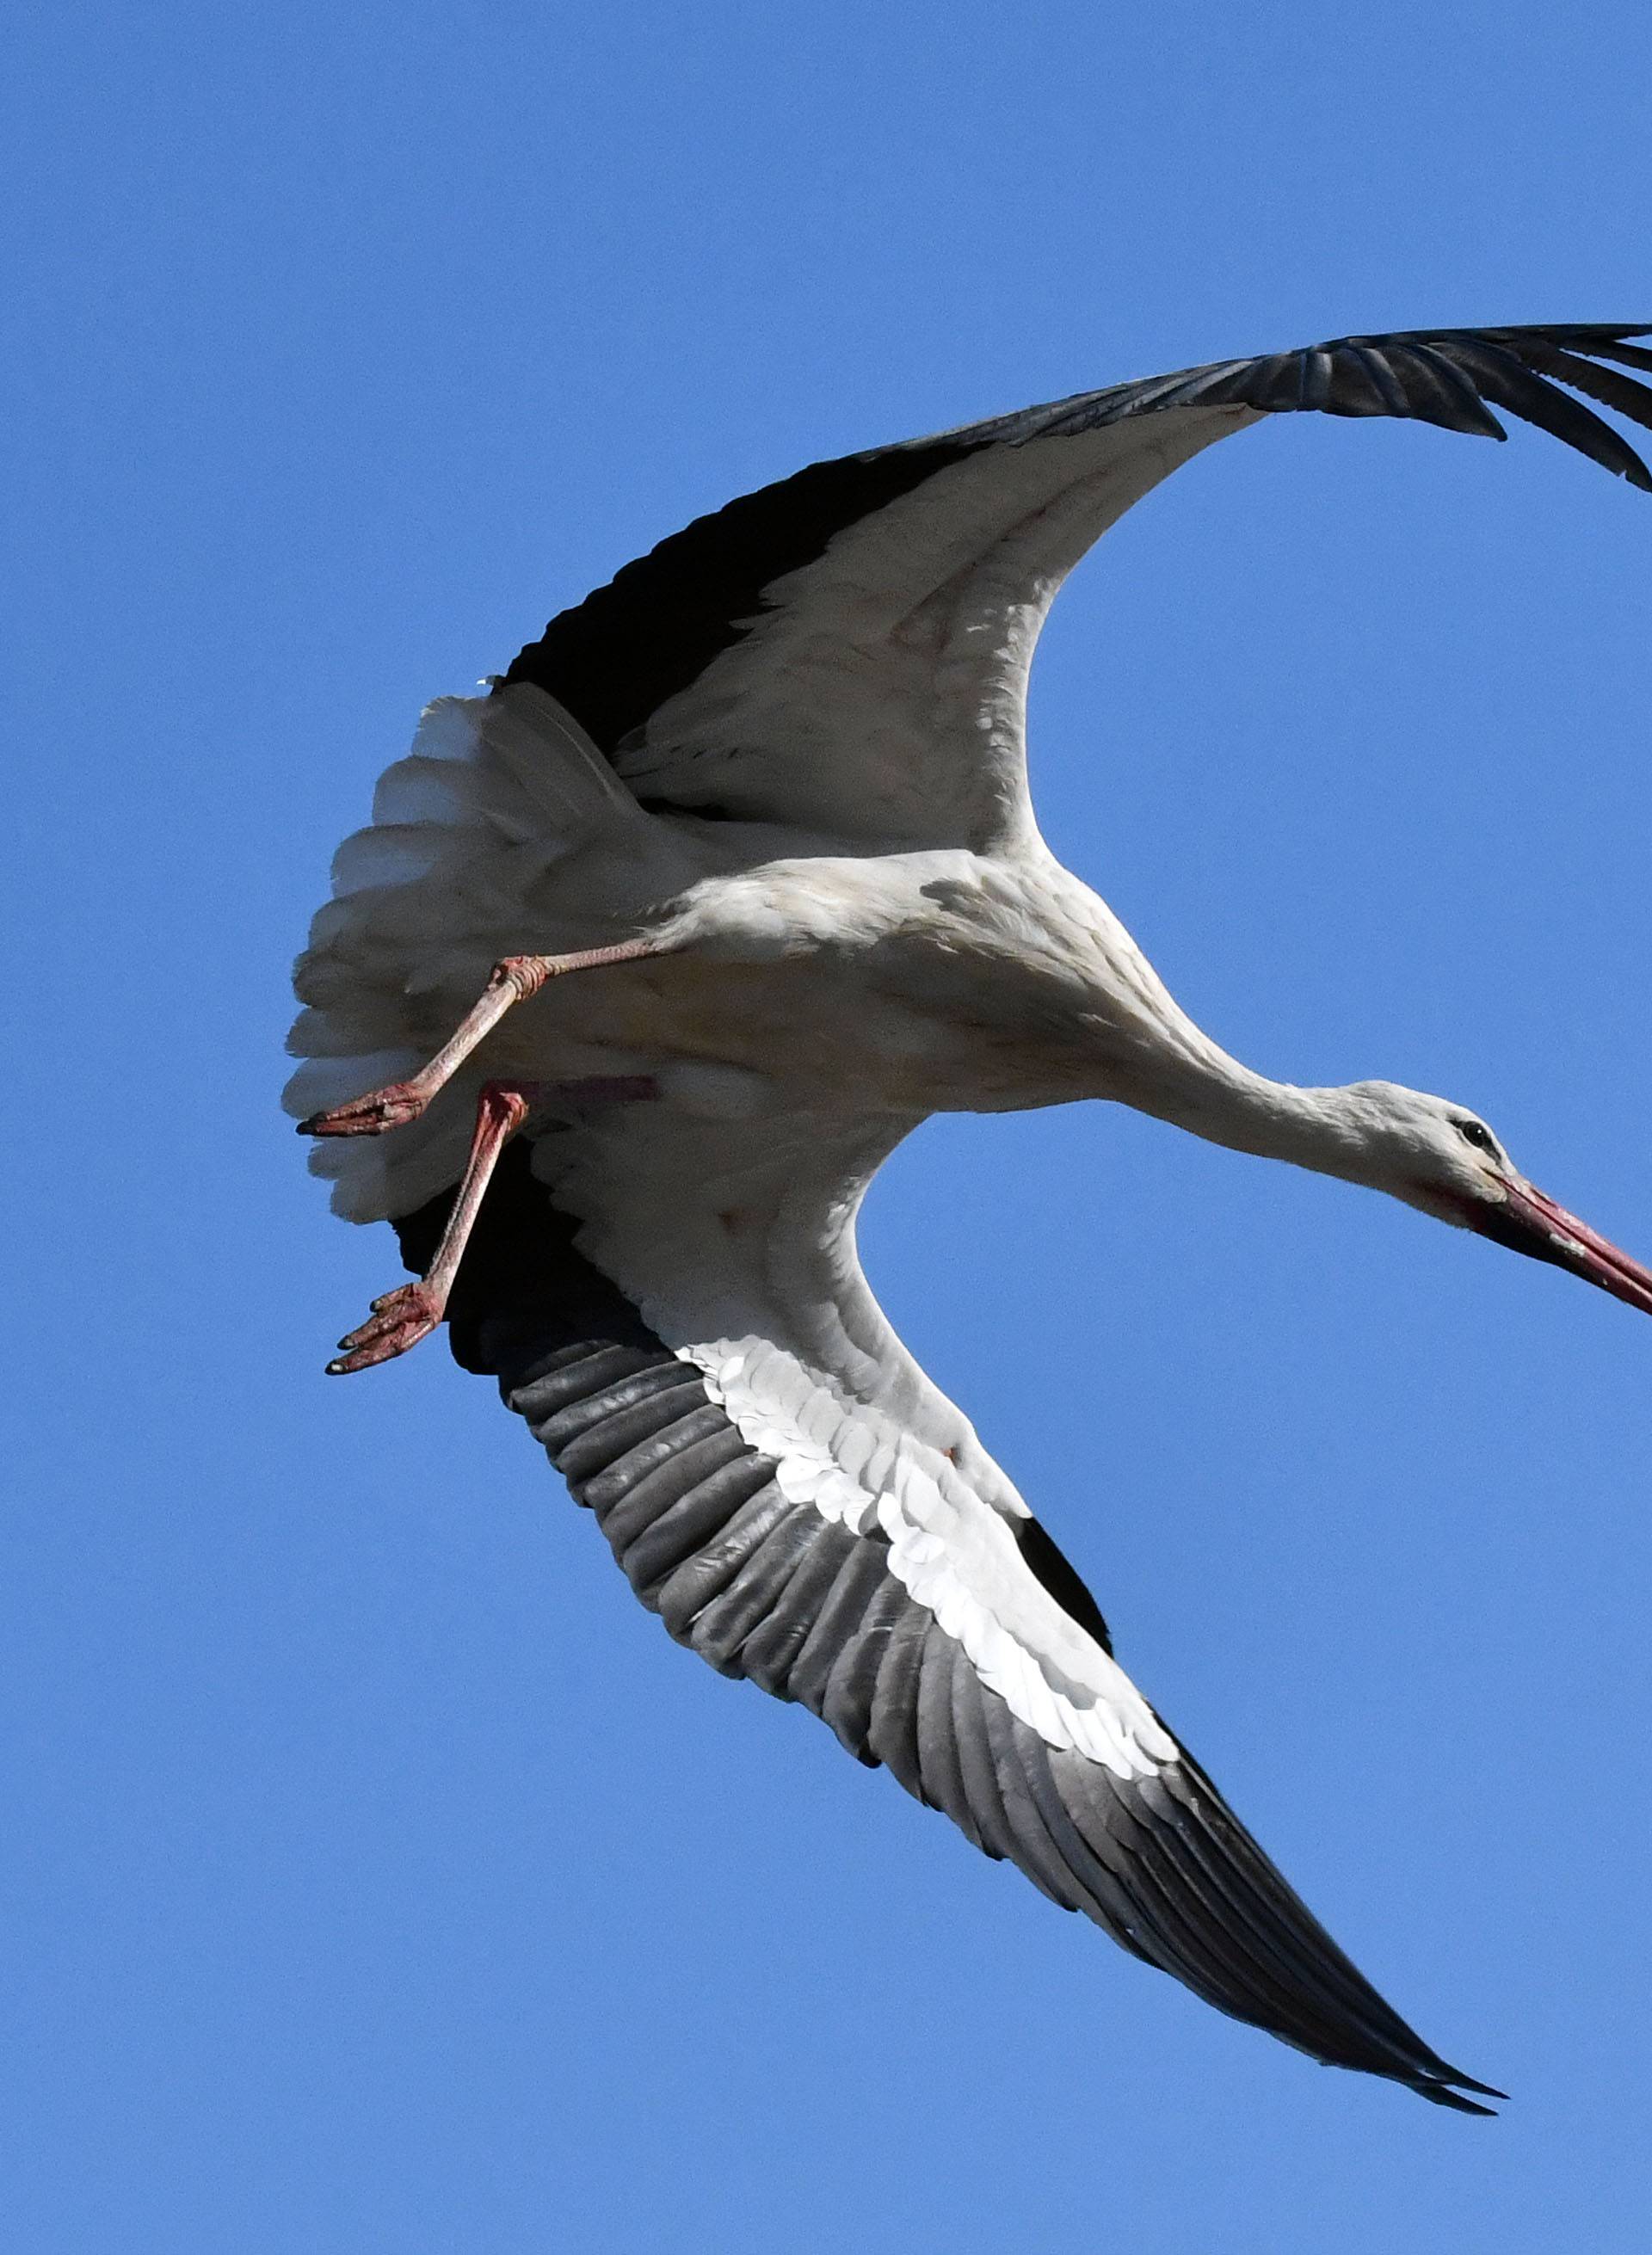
[324,1074,663,1374]
[326,1081,531,1374]
[299,939,670,1138]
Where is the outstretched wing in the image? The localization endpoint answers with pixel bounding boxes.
[397,1109,1501,2114]
[501,323,1652,853]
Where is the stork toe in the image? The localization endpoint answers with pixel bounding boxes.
[299,1081,429,1137]
[326,1282,443,1373]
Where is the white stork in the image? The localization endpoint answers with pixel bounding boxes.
[287,323,1652,2113]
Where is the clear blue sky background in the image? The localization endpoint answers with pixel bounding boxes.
[7,4,1651,2248]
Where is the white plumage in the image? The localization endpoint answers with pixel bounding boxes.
[288,323,1652,2112]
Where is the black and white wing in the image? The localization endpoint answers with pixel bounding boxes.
[502,323,1652,853]
[396,1109,1501,2115]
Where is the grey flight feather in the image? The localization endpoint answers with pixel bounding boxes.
[395,1147,1501,2114]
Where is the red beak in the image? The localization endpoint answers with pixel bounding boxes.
[1470,1180,1652,1317]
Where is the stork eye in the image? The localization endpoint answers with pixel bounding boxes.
[1455,1118,1496,1154]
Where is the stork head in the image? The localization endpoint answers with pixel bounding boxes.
[1335,1081,1652,1317]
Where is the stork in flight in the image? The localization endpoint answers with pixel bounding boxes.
[288,323,1652,2114]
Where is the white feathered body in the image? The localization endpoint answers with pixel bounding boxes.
[287,685,1223,1226]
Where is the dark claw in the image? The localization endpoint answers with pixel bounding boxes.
[324,1283,443,1373]
[299,1082,429,1137]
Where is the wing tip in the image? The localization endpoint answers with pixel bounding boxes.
[1411,2065,1507,2117]
[1249,322,1652,490]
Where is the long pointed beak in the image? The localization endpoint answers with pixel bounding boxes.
[1472,1179,1652,1317]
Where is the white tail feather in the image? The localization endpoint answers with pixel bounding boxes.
[285,685,651,1219]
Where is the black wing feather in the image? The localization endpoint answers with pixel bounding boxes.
[500,322,1651,760]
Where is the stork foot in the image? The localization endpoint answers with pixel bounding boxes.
[300,1081,430,1138]
[327,1282,444,1374]
[312,1050,668,1377]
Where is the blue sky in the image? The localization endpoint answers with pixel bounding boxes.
[7,3,1651,2247]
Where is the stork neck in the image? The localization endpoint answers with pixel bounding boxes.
[1118,1043,1371,1184]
